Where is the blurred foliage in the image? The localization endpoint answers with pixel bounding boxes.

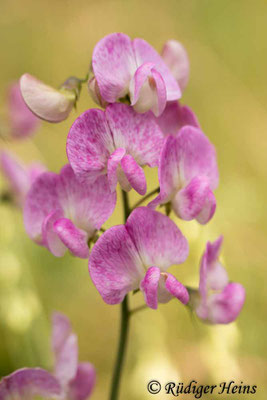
[0,0,267,399]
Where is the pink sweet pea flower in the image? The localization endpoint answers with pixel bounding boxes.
[155,101,200,136]
[89,207,189,309]
[161,40,190,92]
[67,103,164,196]
[0,151,46,206]
[193,237,246,324]
[24,164,116,258]
[52,312,96,400]
[0,313,96,400]
[149,126,219,224]
[20,74,77,123]
[7,82,40,138]
[91,33,185,116]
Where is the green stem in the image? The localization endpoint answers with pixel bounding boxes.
[131,187,159,210]
[109,190,131,400]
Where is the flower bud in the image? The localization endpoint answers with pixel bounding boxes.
[20,73,76,123]
[88,77,107,108]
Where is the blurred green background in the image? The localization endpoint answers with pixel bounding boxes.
[0,0,267,398]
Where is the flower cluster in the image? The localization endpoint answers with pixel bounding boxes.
[0,313,95,400]
[0,32,246,397]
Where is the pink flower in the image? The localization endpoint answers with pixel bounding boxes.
[7,82,40,138]
[0,313,96,400]
[0,151,46,206]
[89,207,189,309]
[20,74,76,123]
[193,237,246,324]
[91,33,188,116]
[24,164,116,258]
[155,101,200,136]
[67,103,164,195]
[149,126,219,224]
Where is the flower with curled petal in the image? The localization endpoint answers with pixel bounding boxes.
[89,207,189,309]
[91,33,188,116]
[24,164,116,258]
[0,151,46,206]
[20,74,77,123]
[0,313,95,400]
[191,237,246,324]
[67,103,164,196]
[7,82,40,138]
[149,126,219,224]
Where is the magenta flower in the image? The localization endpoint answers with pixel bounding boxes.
[52,312,96,400]
[91,33,187,116]
[149,126,219,224]
[155,101,200,136]
[161,40,190,92]
[193,237,245,324]
[24,164,116,258]
[7,82,40,138]
[67,103,164,195]
[0,313,95,400]
[20,74,76,123]
[0,151,46,206]
[89,207,189,309]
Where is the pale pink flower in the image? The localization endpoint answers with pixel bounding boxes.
[89,207,189,309]
[7,82,40,138]
[91,33,188,116]
[67,103,164,195]
[24,164,116,258]
[149,126,219,224]
[0,151,46,206]
[194,237,246,324]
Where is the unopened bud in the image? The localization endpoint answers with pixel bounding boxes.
[88,77,107,108]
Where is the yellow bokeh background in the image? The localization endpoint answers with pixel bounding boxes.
[0,0,267,399]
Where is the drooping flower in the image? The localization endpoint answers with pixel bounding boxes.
[52,312,96,400]
[67,103,164,195]
[89,207,189,309]
[155,101,200,136]
[161,40,190,92]
[24,164,116,258]
[0,151,46,206]
[7,82,40,138]
[91,33,188,116]
[0,313,96,400]
[191,237,246,324]
[20,74,77,123]
[149,126,219,224]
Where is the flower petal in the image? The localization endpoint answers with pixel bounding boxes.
[54,218,89,259]
[205,283,246,324]
[126,207,188,270]
[89,225,144,304]
[121,154,147,195]
[161,40,190,92]
[68,362,96,400]
[130,63,167,116]
[42,210,67,257]
[107,148,126,192]
[164,273,189,304]
[57,165,116,234]
[52,312,72,356]
[20,73,75,122]
[133,38,181,101]
[92,33,136,102]
[140,266,161,309]
[67,109,114,183]
[106,103,164,167]
[7,82,40,138]
[195,190,216,224]
[24,172,62,243]
[0,368,61,400]
[155,101,200,136]
[171,176,213,222]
